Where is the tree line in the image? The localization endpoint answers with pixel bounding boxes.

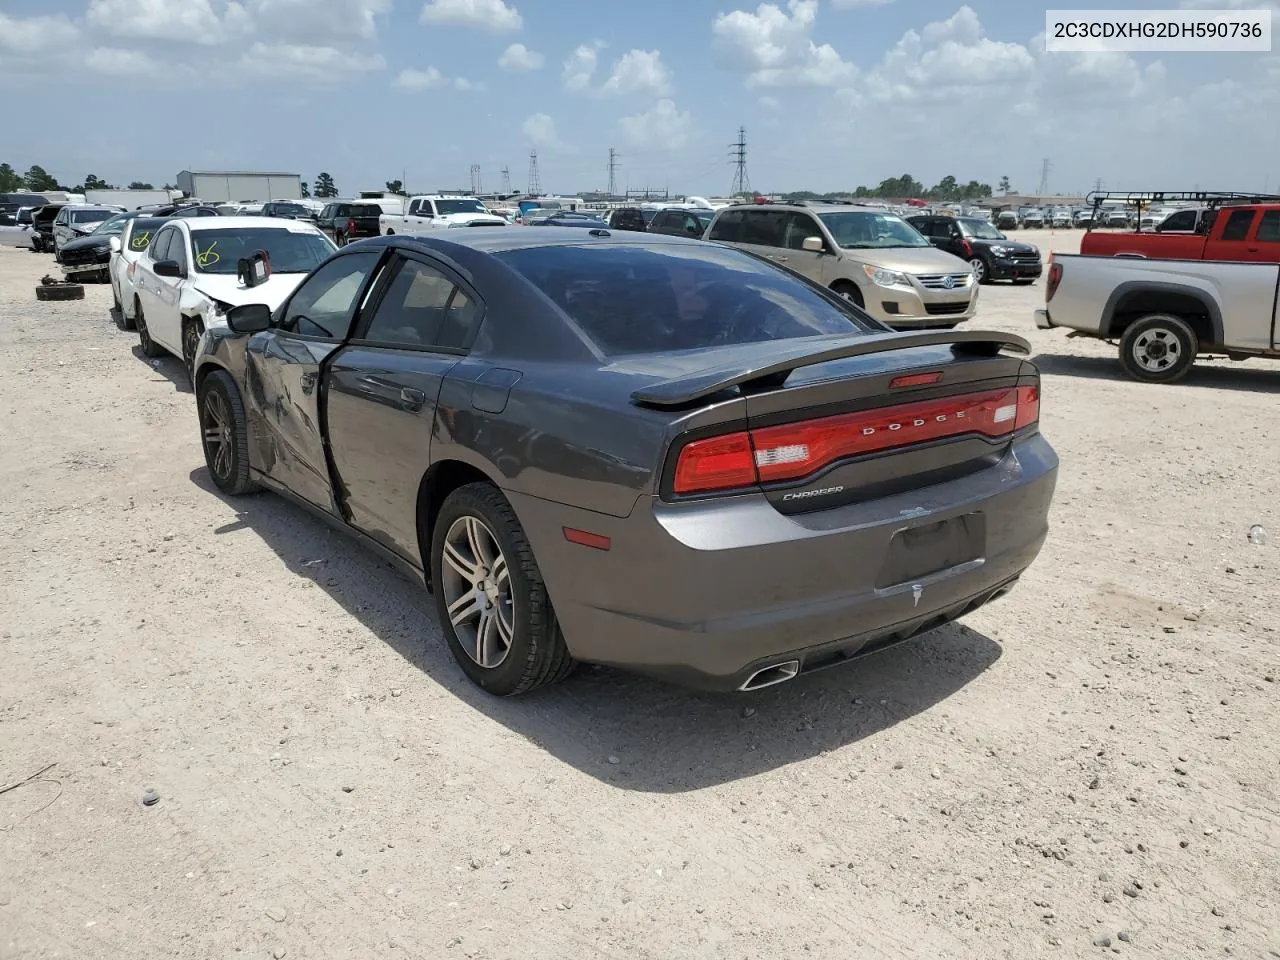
[777,173,1018,203]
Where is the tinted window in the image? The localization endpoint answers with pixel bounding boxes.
[739,210,787,247]
[498,244,868,357]
[1158,210,1197,232]
[169,230,189,272]
[362,259,457,347]
[72,209,114,225]
[1257,210,1280,243]
[708,210,744,242]
[1221,209,1255,242]
[783,213,823,249]
[189,228,334,275]
[350,204,381,217]
[149,227,176,261]
[279,250,381,338]
[127,218,166,252]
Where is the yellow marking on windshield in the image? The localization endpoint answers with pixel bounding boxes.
[131,231,150,249]
[194,240,221,267]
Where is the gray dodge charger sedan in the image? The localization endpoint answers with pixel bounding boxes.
[193,230,1058,695]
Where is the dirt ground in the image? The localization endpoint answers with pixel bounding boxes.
[1,231,1277,960]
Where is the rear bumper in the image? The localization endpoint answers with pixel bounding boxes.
[1034,309,1053,329]
[511,434,1058,691]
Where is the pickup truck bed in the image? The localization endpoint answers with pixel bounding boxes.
[1035,252,1280,382]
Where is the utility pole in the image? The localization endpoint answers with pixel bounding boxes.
[500,166,512,194]
[528,150,541,195]
[1036,158,1051,198]
[729,126,750,198]
[607,147,619,197]
[469,164,482,195]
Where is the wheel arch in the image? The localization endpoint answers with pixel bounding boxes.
[1101,281,1223,346]
[415,458,505,590]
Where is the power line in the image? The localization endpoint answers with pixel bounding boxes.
[729,126,750,197]
[500,166,511,194]
[528,150,541,195]
[607,147,620,197]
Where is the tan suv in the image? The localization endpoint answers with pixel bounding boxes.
[705,202,978,328]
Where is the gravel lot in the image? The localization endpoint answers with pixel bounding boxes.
[1,232,1277,960]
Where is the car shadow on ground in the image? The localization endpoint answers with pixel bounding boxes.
[1035,352,1280,393]
[131,344,191,394]
[190,468,1004,793]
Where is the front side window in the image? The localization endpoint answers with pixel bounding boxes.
[498,243,870,357]
[278,250,381,339]
[817,211,930,249]
[434,198,487,215]
[783,213,824,250]
[189,228,334,275]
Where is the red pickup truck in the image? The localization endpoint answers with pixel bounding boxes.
[1080,193,1280,262]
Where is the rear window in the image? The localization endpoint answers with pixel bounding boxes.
[498,244,868,357]
[126,217,167,251]
[350,204,382,217]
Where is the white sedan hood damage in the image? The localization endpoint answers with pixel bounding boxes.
[190,273,306,314]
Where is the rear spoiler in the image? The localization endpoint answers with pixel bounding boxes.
[631,330,1031,408]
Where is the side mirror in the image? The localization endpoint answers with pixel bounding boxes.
[802,236,824,253]
[225,303,272,334]
[109,236,121,253]
[153,259,184,278]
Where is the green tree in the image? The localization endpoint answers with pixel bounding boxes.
[127,181,154,189]
[998,175,1013,194]
[300,181,311,198]
[0,163,22,192]
[313,172,337,198]
[385,179,405,195]
[83,174,112,190]
[24,165,60,192]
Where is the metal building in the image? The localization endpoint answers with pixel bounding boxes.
[175,170,302,203]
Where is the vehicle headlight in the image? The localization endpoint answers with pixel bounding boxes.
[862,264,910,287]
[1029,245,1039,255]
[990,245,1012,256]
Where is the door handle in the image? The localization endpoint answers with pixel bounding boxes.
[299,371,317,394]
[400,387,426,411]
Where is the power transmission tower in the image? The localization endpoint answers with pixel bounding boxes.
[528,150,541,195]
[1092,177,1105,194]
[500,166,512,194]
[469,164,482,195]
[1036,158,1051,197]
[729,126,750,198]
[607,147,620,197]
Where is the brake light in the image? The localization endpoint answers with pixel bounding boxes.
[961,238,973,258]
[1046,260,1062,302]
[671,387,1040,495]
[889,371,943,389]
[346,218,357,233]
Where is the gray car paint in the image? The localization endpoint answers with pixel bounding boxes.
[194,229,1058,690]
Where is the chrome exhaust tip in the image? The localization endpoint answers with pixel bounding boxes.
[738,659,800,692]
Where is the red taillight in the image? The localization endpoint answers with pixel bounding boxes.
[889,371,943,389]
[346,218,357,233]
[1046,259,1062,302]
[671,387,1041,496]
[961,238,973,258]
[673,432,756,494]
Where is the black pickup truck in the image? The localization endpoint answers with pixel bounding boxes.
[317,201,383,245]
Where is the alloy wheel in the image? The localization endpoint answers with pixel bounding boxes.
[183,323,200,377]
[440,515,514,669]
[201,389,233,481]
[968,257,986,282]
[1132,327,1181,374]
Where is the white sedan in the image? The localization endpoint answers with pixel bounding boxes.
[108,214,169,329]
[129,216,336,374]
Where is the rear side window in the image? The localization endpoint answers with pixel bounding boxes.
[498,243,868,357]
[739,210,787,247]
[1221,209,1255,241]
[1255,210,1280,243]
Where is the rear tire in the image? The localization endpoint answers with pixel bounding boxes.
[198,370,259,495]
[136,300,165,358]
[1119,313,1197,383]
[430,482,574,696]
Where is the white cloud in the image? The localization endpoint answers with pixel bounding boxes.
[712,0,857,88]
[85,47,163,76]
[522,112,564,149]
[830,0,895,6]
[395,66,448,88]
[619,99,694,150]
[562,42,603,91]
[237,42,385,82]
[0,12,80,53]
[498,42,543,70]
[247,0,390,43]
[419,0,522,32]
[600,49,673,97]
[85,0,231,43]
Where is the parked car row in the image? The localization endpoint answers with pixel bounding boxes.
[80,221,1060,697]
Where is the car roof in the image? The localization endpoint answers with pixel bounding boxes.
[177,215,324,233]
[357,227,705,257]
[71,205,123,212]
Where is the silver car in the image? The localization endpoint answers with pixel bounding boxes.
[706,202,978,329]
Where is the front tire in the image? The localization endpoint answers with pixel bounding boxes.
[430,483,574,696]
[136,300,165,357]
[830,280,865,308]
[968,257,989,284]
[181,317,202,382]
[198,370,259,495]
[1119,314,1198,383]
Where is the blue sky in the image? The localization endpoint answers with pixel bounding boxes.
[1,0,1277,197]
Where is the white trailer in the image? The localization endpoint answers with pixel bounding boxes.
[176,170,302,204]
[84,188,178,210]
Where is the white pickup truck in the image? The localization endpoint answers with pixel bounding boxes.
[1035,253,1280,382]
[379,195,506,235]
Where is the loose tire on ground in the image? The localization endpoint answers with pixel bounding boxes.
[430,482,575,696]
[1119,313,1198,384]
[35,282,84,302]
[198,369,260,496]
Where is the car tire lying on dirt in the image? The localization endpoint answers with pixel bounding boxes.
[35,280,85,301]
[430,482,575,696]
[1119,313,1198,384]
